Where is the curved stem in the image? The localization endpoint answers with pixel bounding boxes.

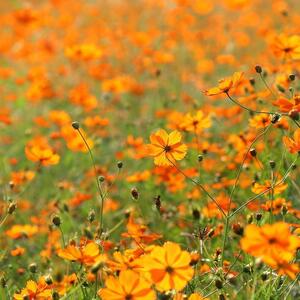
[167,158,226,218]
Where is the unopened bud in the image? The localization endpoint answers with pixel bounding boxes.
[255,65,262,73]
[215,279,223,289]
[98,176,105,183]
[29,263,37,273]
[289,109,299,120]
[88,210,95,223]
[8,202,16,214]
[131,187,139,200]
[249,148,257,157]
[71,121,80,130]
[117,161,123,169]
[289,74,296,81]
[52,215,61,227]
[45,275,53,285]
[269,160,276,169]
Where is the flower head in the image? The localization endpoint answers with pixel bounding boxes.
[147,129,187,166]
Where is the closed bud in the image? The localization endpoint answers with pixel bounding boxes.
[255,65,262,73]
[219,294,226,300]
[247,214,253,224]
[192,209,200,220]
[117,161,123,169]
[281,204,288,215]
[29,263,37,273]
[250,148,257,157]
[9,181,14,189]
[271,113,281,124]
[289,74,296,81]
[98,176,105,183]
[249,78,255,86]
[71,121,80,130]
[215,279,223,289]
[261,272,268,281]
[131,187,139,200]
[88,210,95,222]
[45,275,53,285]
[0,276,6,288]
[269,160,276,169]
[198,155,203,162]
[289,109,299,120]
[8,202,16,214]
[91,261,103,274]
[232,223,244,236]
[255,213,262,221]
[52,215,61,227]
[52,291,60,300]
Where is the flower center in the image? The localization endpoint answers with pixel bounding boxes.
[268,238,277,244]
[125,295,132,300]
[166,266,174,274]
[164,145,171,152]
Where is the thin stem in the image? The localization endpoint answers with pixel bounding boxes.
[259,73,277,99]
[167,158,226,217]
[226,92,278,115]
[229,155,298,218]
[76,128,105,234]
[221,125,271,264]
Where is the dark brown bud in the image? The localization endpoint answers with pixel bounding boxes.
[192,209,200,220]
[215,279,223,289]
[117,161,123,169]
[255,213,262,221]
[45,275,53,285]
[131,187,139,200]
[269,160,276,169]
[249,148,257,157]
[232,223,244,236]
[249,78,255,86]
[52,215,61,227]
[8,202,16,214]
[71,121,80,130]
[289,109,299,120]
[255,65,262,73]
[289,74,296,81]
[29,263,37,273]
[88,210,95,222]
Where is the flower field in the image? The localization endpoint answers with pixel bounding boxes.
[0,0,300,299]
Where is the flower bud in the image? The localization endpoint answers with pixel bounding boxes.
[131,187,139,200]
[71,121,80,130]
[29,263,37,273]
[255,65,262,73]
[249,148,257,157]
[52,215,61,227]
[117,161,123,169]
[7,202,16,214]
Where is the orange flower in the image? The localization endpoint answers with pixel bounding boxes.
[252,179,287,195]
[6,224,38,239]
[147,129,187,166]
[261,198,291,215]
[272,34,300,60]
[283,129,300,154]
[249,114,271,128]
[273,95,300,113]
[142,242,194,292]
[14,278,52,300]
[181,110,211,133]
[11,247,25,257]
[204,72,243,96]
[98,269,156,300]
[57,240,104,266]
[264,253,300,279]
[240,222,300,263]
[25,137,59,166]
